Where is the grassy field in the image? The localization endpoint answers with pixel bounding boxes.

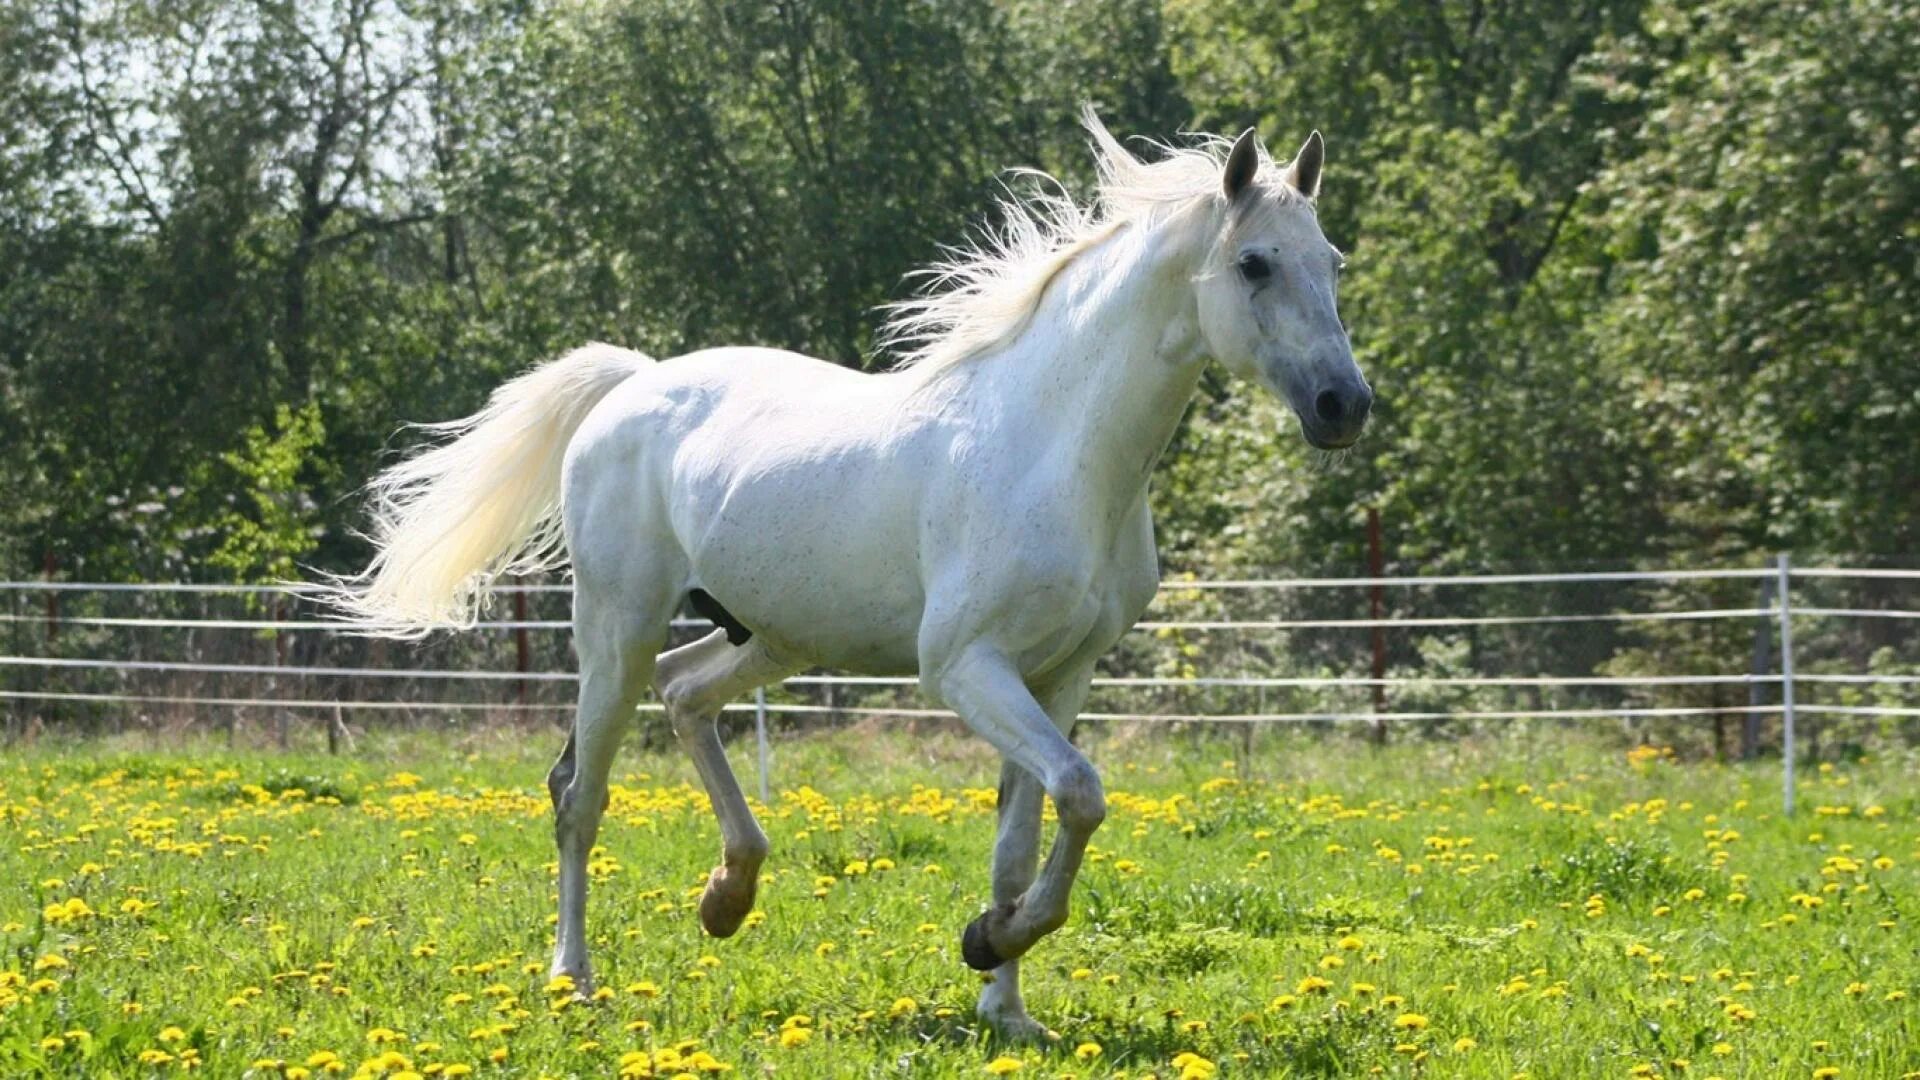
[2,722,1915,1079]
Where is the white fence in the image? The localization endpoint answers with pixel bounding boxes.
[3,555,1919,813]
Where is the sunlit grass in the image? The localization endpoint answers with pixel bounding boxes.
[2,724,1915,1078]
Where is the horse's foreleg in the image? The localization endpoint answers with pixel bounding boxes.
[974,664,1094,1037]
[938,648,1104,974]
[655,631,795,937]
[550,605,659,996]
[976,760,1045,1037]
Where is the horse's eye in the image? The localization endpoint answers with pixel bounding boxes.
[1237,253,1272,283]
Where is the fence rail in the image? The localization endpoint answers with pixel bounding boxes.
[5,557,1919,813]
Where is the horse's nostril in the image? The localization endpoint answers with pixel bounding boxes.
[1315,389,1344,423]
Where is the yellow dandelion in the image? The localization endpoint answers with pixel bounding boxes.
[1296,975,1334,995]
[1172,1052,1217,1079]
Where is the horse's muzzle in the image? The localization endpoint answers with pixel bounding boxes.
[1301,378,1372,449]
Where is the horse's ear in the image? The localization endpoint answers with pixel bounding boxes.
[1285,130,1324,198]
[1222,127,1259,201]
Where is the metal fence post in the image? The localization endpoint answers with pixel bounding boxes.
[1744,574,1772,760]
[754,686,770,804]
[1367,507,1387,746]
[1776,552,1796,815]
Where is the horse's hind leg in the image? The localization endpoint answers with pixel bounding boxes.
[654,630,797,937]
[548,582,671,994]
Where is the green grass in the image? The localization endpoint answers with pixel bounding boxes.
[2,723,1915,1079]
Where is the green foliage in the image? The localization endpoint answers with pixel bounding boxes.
[0,0,1911,597]
[205,403,328,584]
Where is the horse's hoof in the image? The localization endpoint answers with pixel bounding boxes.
[699,866,756,938]
[961,912,1006,971]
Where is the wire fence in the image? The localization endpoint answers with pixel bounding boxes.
[4,556,1919,812]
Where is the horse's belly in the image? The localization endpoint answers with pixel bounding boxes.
[691,535,926,675]
[674,447,930,675]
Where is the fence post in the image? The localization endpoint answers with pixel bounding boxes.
[1776,552,1795,815]
[1744,574,1772,760]
[1367,507,1387,746]
[754,687,771,805]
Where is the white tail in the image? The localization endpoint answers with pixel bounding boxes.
[324,343,651,635]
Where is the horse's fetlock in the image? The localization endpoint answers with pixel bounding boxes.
[1032,902,1070,936]
[728,830,771,868]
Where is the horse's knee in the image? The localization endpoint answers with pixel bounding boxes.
[728,829,770,869]
[1050,759,1105,833]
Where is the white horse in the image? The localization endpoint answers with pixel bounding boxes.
[330,111,1369,1037]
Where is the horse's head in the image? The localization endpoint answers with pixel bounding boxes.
[1193,129,1370,450]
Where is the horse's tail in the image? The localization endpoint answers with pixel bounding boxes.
[322,343,652,636]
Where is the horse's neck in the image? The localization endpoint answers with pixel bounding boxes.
[963,210,1211,515]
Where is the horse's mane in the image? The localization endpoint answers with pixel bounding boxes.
[882,108,1297,374]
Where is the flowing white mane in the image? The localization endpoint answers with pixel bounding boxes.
[882,108,1297,374]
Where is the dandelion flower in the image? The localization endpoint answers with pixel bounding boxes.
[1172,1052,1217,1078]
